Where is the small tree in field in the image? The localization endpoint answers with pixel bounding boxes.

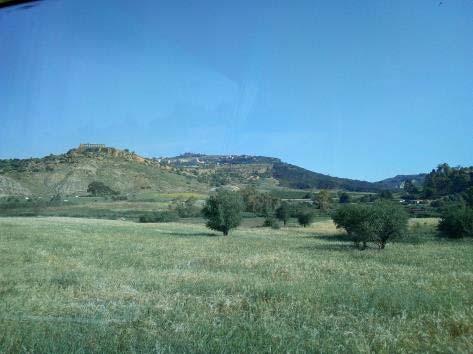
[371,202,409,249]
[332,204,373,249]
[297,210,316,227]
[332,202,408,250]
[202,190,244,236]
[275,202,290,226]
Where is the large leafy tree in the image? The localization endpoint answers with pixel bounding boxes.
[423,163,473,198]
[332,202,408,250]
[202,190,244,236]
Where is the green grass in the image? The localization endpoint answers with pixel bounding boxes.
[1,217,472,353]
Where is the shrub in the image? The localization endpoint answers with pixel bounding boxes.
[202,190,244,235]
[332,204,373,249]
[138,211,179,223]
[170,197,201,217]
[438,206,473,238]
[371,202,409,249]
[263,217,280,229]
[239,187,280,216]
[297,210,316,227]
[332,202,408,249]
[87,181,119,196]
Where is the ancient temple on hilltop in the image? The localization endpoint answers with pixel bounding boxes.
[78,143,106,150]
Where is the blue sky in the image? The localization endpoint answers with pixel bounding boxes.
[0,0,472,181]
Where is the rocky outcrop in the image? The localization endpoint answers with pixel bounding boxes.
[67,146,148,164]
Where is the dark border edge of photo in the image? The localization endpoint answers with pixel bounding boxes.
[0,0,41,10]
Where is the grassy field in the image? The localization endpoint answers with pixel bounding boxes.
[1,217,472,353]
[0,191,209,221]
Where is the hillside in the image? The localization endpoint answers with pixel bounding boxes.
[375,174,426,190]
[161,153,383,192]
[0,145,207,197]
[0,146,424,197]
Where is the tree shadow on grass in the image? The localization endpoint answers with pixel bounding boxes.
[299,233,370,252]
[303,234,348,242]
[298,243,355,252]
[161,232,220,238]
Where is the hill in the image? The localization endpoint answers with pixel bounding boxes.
[161,153,382,192]
[0,146,425,197]
[0,145,207,197]
[375,174,426,190]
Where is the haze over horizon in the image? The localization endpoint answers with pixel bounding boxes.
[1,0,472,181]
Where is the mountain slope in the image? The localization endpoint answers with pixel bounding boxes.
[375,174,426,190]
[271,162,378,192]
[0,146,208,196]
[0,147,425,197]
[162,153,383,192]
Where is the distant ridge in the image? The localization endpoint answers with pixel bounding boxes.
[375,174,426,190]
[0,146,426,196]
[160,153,384,192]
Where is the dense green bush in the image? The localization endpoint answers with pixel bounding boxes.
[87,181,119,196]
[202,190,244,235]
[263,217,281,229]
[371,202,409,249]
[239,187,280,216]
[332,202,408,249]
[297,210,316,227]
[170,197,201,217]
[138,211,179,223]
[438,206,473,238]
[332,204,373,249]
